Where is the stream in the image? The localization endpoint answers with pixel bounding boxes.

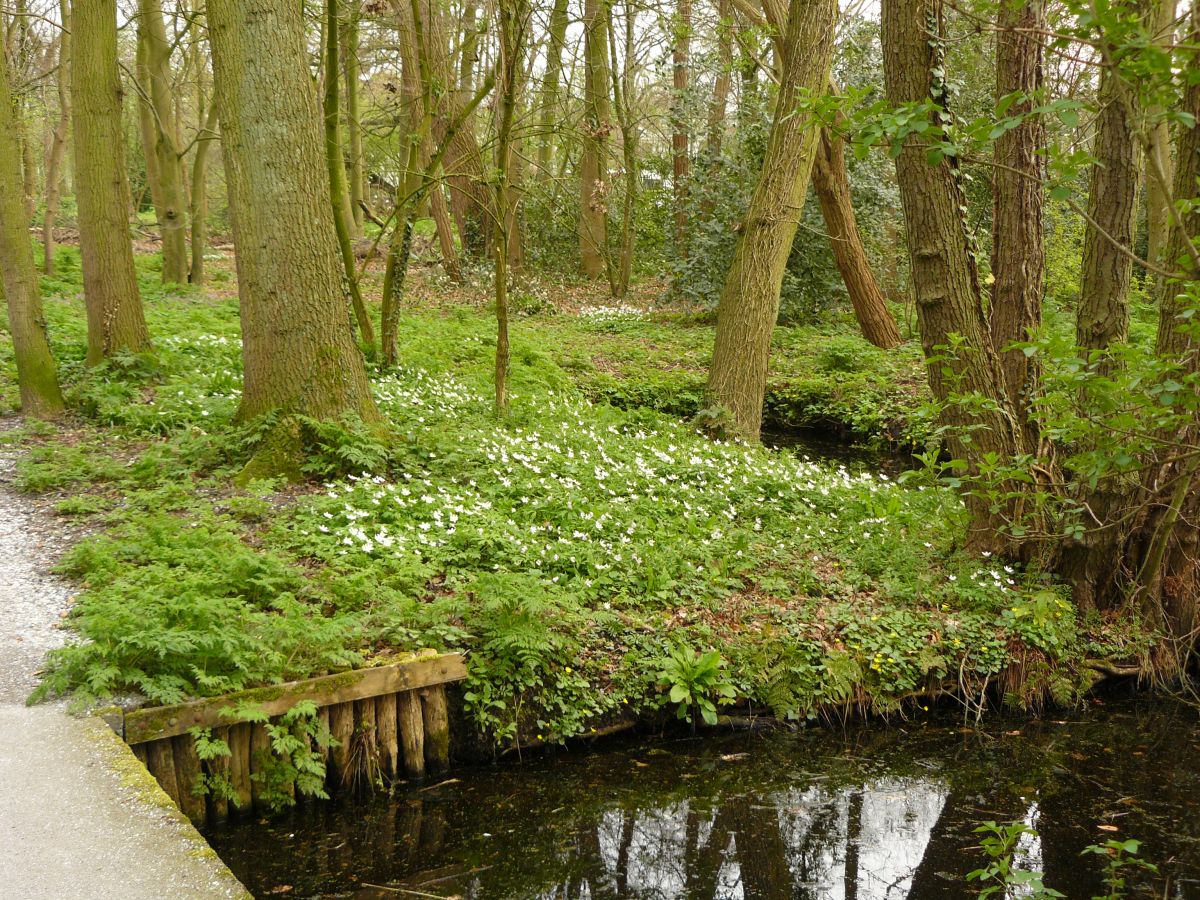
[207,692,1200,898]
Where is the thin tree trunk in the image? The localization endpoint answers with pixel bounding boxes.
[342,1,365,236]
[990,0,1046,446]
[138,0,190,284]
[705,0,733,159]
[609,0,637,297]
[41,0,70,278]
[208,0,379,472]
[189,103,218,285]
[1144,0,1177,273]
[705,0,838,439]
[324,0,375,349]
[494,0,526,413]
[72,0,151,364]
[671,0,692,255]
[579,0,612,280]
[0,39,65,416]
[811,125,902,349]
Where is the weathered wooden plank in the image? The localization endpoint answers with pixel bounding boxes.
[249,722,271,813]
[145,738,181,807]
[172,734,207,827]
[327,701,354,789]
[397,690,425,778]
[205,725,231,825]
[376,695,399,781]
[124,651,466,744]
[420,685,450,773]
[354,698,378,787]
[227,722,253,812]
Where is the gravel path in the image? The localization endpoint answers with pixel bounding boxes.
[0,432,249,899]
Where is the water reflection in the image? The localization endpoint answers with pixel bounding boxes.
[208,697,1200,899]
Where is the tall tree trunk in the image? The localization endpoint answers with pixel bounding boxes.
[0,38,65,417]
[671,0,692,256]
[41,0,70,278]
[579,0,612,280]
[811,125,902,349]
[705,0,733,159]
[72,0,151,364]
[342,1,365,235]
[134,30,164,224]
[535,0,569,180]
[138,0,190,284]
[208,0,379,471]
[1144,0,1177,273]
[189,103,218,285]
[990,0,1046,446]
[444,0,489,256]
[324,0,375,349]
[609,0,638,297]
[705,0,839,439]
[881,0,1024,548]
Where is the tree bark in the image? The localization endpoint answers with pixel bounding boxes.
[990,0,1046,446]
[189,102,218,285]
[72,0,152,365]
[0,37,65,417]
[705,0,734,159]
[41,0,70,278]
[578,0,612,280]
[208,0,379,461]
[811,125,902,349]
[535,0,570,180]
[342,1,365,235]
[1144,0,1177,273]
[609,0,638,297]
[705,0,839,439]
[138,0,190,284]
[671,0,692,256]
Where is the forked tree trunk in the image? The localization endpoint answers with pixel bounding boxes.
[990,0,1046,445]
[579,0,612,280]
[138,0,190,284]
[705,0,838,439]
[208,0,379,471]
[811,126,902,349]
[0,39,65,417]
[42,0,70,278]
[72,0,151,364]
[881,0,1024,547]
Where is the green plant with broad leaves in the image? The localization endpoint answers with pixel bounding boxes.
[656,646,736,730]
[967,821,1065,899]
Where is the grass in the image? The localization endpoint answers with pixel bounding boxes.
[0,248,1154,747]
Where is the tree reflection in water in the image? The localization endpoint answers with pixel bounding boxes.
[208,697,1200,899]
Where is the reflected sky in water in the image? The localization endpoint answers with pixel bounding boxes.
[208,696,1200,899]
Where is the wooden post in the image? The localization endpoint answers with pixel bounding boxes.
[145,738,181,807]
[172,734,208,827]
[397,690,425,778]
[375,695,399,781]
[420,685,451,773]
[131,743,148,766]
[316,706,331,765]
[206,725,232,825]
[249,722,271,812]
[328,701,354,789]
[355,697,378,787]
[227,722,253,812]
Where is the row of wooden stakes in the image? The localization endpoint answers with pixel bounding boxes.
[129,684,452,828]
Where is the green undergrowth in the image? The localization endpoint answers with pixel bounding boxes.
[5,254,1155,747]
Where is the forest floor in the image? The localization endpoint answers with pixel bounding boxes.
[0,439,247,898]
[0,246,1158,758]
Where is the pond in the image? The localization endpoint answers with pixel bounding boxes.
[207,693,1200,898]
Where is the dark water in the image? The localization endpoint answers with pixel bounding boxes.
[207,696,1200,899]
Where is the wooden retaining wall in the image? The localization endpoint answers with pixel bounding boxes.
[110,650,467,828]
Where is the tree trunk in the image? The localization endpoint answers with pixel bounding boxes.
[1144,0,1177,273]
[609,0,638,297]
[324,0,375,349]
[444,0,490,257]
[990,0,1046,446]
[705,0,839,439]
[138,0,190,284]
[72,0,151,365]
[535,0,569,180]
[189,103,218,285]
[578,0,612,280]
[208,0,380,468]
[811,125,902,349]
[41,0,70,278]
[0,38,65,417]
[671,0,692,256]
[342,1,366,235]
[705,0,733,159]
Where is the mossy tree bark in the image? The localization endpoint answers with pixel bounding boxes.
[1144,0,1177,274]
[811,124,902,349]
[609,0,639,298]
[138,0,190,284]
[578,0,612,280]
[72,0,152,365]
[990,0,1046,445]
[342,2,365,235]
[208,0,380,452]
[0,42,65,417]
[705,0,838,439]
[670,0,692,257]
